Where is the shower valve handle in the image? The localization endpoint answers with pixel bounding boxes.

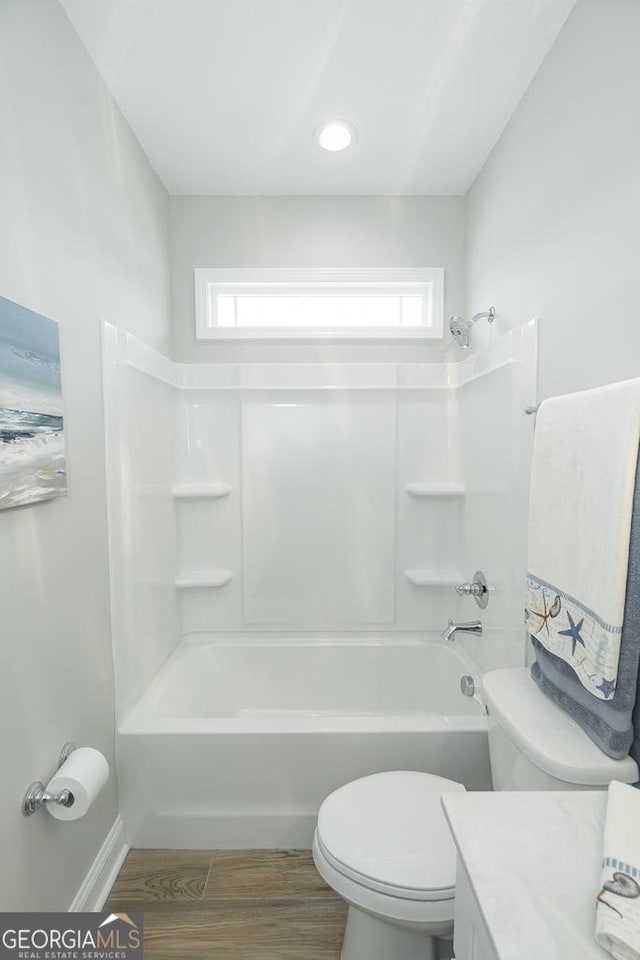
[455,582,485,597]
[454,571,489,609]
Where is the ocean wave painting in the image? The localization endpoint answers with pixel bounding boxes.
[0,296,66,509]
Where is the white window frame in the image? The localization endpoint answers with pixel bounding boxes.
[194,267,444,341]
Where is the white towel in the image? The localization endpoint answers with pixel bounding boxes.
[596,780,640,960]
[526,378,640,700]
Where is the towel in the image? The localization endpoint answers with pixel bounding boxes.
[526,379,640,700]
[633,691,640,770]
[530,443,640,761]
[596,780,640,959]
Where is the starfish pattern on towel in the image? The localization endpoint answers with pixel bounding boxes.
[558,611,586,656]
[597,677,616,699]
[526,589,562,636]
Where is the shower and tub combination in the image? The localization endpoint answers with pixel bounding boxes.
[103,318,537,847]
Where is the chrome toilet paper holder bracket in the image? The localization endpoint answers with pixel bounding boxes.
[22,741,77,816]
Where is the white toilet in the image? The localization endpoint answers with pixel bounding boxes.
[312,668,639,960]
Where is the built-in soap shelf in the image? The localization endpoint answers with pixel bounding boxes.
[173,483,232,499]
[405,570,463,587]
[175,570,233,589]
[405,483,465,497]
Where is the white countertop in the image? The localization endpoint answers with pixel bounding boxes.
[442,791,611,960]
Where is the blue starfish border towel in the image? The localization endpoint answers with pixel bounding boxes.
[526,379,640,700]
[530,423,640,763]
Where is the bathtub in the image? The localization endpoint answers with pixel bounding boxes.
[118,637,491,848]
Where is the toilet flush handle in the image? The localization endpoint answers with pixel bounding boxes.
[460,675,475,697]
[460,675,488,716]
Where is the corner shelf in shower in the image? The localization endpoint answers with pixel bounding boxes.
[173,483,232,499]
[175,570,233,588]
[405,570,463,587]
[404,483,465,497]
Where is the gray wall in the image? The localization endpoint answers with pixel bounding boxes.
[466,0,640,402]
[0,0,171,910]
[170,195,466,363]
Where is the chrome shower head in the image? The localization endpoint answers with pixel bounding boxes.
[449,315,473,347]
[448,306,495,348]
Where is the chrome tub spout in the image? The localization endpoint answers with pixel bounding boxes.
[441,619,483,642]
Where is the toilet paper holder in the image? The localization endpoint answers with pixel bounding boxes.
[22,741,77,816]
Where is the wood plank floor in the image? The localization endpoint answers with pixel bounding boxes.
[108,849,347,960]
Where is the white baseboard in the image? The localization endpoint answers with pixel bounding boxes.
[69,816,129,912]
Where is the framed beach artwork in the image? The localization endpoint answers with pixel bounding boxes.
[0,295,66,509]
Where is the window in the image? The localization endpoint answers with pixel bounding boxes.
[194,268,444,340]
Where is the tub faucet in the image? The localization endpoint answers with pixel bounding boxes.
[441,619,483,642]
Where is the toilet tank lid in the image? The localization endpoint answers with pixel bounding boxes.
[482,668,639,786]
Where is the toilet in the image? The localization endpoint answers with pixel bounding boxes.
[312,668,639,960]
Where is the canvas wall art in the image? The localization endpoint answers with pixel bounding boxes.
[0,295,66,509]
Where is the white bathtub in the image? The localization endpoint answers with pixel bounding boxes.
[118,638,491,848]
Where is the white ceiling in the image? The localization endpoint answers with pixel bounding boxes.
[60,0,577,197]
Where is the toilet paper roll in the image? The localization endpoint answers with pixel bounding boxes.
[45,747,109,821]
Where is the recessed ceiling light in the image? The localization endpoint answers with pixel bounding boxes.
[314,120,356,152]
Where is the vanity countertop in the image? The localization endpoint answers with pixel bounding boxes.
[442,791,610,960]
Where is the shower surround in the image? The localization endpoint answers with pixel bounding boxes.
[103,321,537,846]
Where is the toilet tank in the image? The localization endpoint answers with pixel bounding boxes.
[482,668,638,791]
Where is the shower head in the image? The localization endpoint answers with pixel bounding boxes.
[448,306,495,348]
[449,315,473,347]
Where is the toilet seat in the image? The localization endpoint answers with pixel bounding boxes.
[315,771,465,903]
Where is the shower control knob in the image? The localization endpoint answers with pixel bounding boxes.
[454,570,489,609]
[455,582,485,597]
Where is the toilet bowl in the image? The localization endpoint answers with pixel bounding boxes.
[312,770,465,960]
[313,668,640,960]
